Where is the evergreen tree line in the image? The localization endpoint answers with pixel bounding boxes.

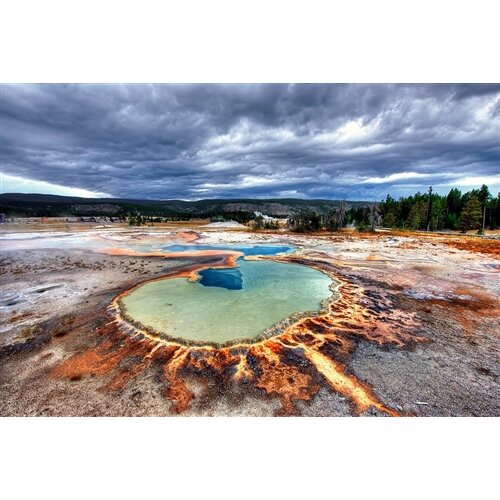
[379,184,498,233]
[288,184,499,233]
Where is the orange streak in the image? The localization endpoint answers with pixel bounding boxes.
[51,253,424,416]
[95,246,243,261]
[300,345,399,416]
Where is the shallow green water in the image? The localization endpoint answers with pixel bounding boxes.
[120,260,333,344]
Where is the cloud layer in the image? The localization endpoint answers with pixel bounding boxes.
[1,84,499,200]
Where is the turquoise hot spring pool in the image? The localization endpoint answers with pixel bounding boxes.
[119,244,333,345]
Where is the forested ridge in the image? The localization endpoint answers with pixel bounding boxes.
[1,185,499,234]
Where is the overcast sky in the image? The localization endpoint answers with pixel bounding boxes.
[1,84,499,200]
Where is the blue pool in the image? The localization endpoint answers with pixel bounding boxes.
[199,268,243,290]
[163,244,294,256]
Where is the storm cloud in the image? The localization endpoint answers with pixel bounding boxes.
[1,83,499,200]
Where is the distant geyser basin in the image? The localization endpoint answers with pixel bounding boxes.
[119,260,333,345]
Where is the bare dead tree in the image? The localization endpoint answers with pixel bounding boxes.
[369,204,381,231]
[425,185,433,231]
[336,200,346,230]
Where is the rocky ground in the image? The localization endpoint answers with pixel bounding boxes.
[0,227,498,416]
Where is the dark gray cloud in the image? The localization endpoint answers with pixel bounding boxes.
[1,84,499,200]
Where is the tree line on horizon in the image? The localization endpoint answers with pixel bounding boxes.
[288,184,500,233]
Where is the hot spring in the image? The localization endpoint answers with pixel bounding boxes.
[162,244,295,256]
[119,259,333,345]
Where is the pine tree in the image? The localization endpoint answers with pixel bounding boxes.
[459,196,482,233]
[406,200,427,230]
[478,184,492,206]
[446,188,462,222]
[383,211,397,228]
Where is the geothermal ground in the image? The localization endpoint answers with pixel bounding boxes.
[0,225,499,416]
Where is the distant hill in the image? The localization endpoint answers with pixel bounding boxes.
[0,193,371,219]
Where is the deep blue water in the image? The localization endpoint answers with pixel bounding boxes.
[164,244,294,256]
[164,244,295,290]
[199,268,243,290]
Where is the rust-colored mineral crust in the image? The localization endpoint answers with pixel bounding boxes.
[51,254,425,416]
